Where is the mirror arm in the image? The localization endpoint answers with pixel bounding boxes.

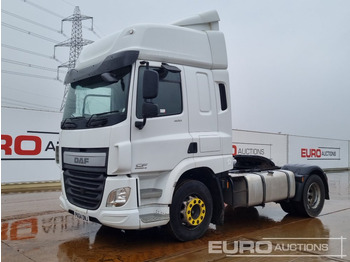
[140,61,150,69]
[135,118,147,130]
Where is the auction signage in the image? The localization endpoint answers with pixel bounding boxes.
[232,143,271,158]
[1,132,58,160]
[300,147,340,160]
[232,129,288,166]
[1,108,62,183]
[288,135,349,169]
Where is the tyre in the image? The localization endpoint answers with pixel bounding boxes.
[169,180,213,241]
[296,175,325,217]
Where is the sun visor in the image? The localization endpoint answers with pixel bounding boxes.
[64,50,139,84]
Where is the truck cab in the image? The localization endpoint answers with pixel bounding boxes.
[59,10,233,238]
[58,11,328,241]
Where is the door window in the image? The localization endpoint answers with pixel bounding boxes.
[136,66,182,119]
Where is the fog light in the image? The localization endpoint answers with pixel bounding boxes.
[106,187,131,207]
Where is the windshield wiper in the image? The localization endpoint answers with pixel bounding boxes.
[87,117,108,127]
[61,116,85,129]
[86,110,120,127]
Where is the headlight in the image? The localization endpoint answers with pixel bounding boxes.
[106,187,131,207]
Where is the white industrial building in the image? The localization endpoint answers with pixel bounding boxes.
[1,107,349,184]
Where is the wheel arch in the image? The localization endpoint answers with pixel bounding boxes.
[282,164,330,202]
[175,167,225,225]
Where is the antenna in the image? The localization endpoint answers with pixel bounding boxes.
[54,6,94,111]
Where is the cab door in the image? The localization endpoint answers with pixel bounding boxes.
[130,62,191,174]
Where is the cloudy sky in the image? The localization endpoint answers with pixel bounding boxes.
[2,0,350,140]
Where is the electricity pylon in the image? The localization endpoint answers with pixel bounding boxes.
[54,6,94,111]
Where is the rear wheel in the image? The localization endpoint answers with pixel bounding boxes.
[169,180,213,241]
[296,175,325,217]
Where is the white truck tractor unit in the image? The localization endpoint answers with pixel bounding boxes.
[57,11,329,241]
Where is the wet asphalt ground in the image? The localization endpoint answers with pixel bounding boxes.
[1,171,349,262]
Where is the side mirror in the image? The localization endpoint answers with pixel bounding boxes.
[142,102,159,118]
[143,70,159,99]
[135,102,159,130]
[135,68,159,130]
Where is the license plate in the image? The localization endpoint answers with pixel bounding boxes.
[74,210,89,222]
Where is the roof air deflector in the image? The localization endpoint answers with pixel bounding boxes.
[172,10,220,31]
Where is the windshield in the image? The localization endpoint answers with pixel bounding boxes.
[62,66,132,129]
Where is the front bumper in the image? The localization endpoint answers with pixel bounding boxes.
[60,175,170,229]
[60,175,141,229]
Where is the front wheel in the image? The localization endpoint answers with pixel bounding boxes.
[296,175,325,217]
[169,180,213,241]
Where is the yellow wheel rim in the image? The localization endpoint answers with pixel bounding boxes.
[184,197,206,226]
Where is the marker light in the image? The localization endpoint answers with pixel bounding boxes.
[106,187,131,207]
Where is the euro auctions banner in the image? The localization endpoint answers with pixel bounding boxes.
[232,129,288,167]
[1,107,62,183]
[300,147,340,160]
[288,135,349,169]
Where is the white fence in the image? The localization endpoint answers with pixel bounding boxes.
[1,107,62,183]
[233,129,350,170]
[288,135,349,169]
[232,130,287,166]
[1,108,349,184]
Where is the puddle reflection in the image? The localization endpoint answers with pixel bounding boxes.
[2,213,100,242]
[57,206,332,262]
[2,218,38,241]
[2,171,347,261]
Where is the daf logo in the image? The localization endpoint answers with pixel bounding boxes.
[135,163,148,170]
[74,157,89,165]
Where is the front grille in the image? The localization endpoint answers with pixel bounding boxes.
[63,169,106,210]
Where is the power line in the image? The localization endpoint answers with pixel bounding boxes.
[2,58,63,73]
[2,102,60,112]
[2,97,60,111]
[2,58,66,80]
[2,69,62,81]
[3,100,54,109]
[22,0,99,37]
[60,0,74,7]
[1,105,60,113]
[2,9,66,36]
[2,43,54,60]
[90,29,102,39]
[23,0,64,19]
[2,22,61,44]
[3,85,62,102]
